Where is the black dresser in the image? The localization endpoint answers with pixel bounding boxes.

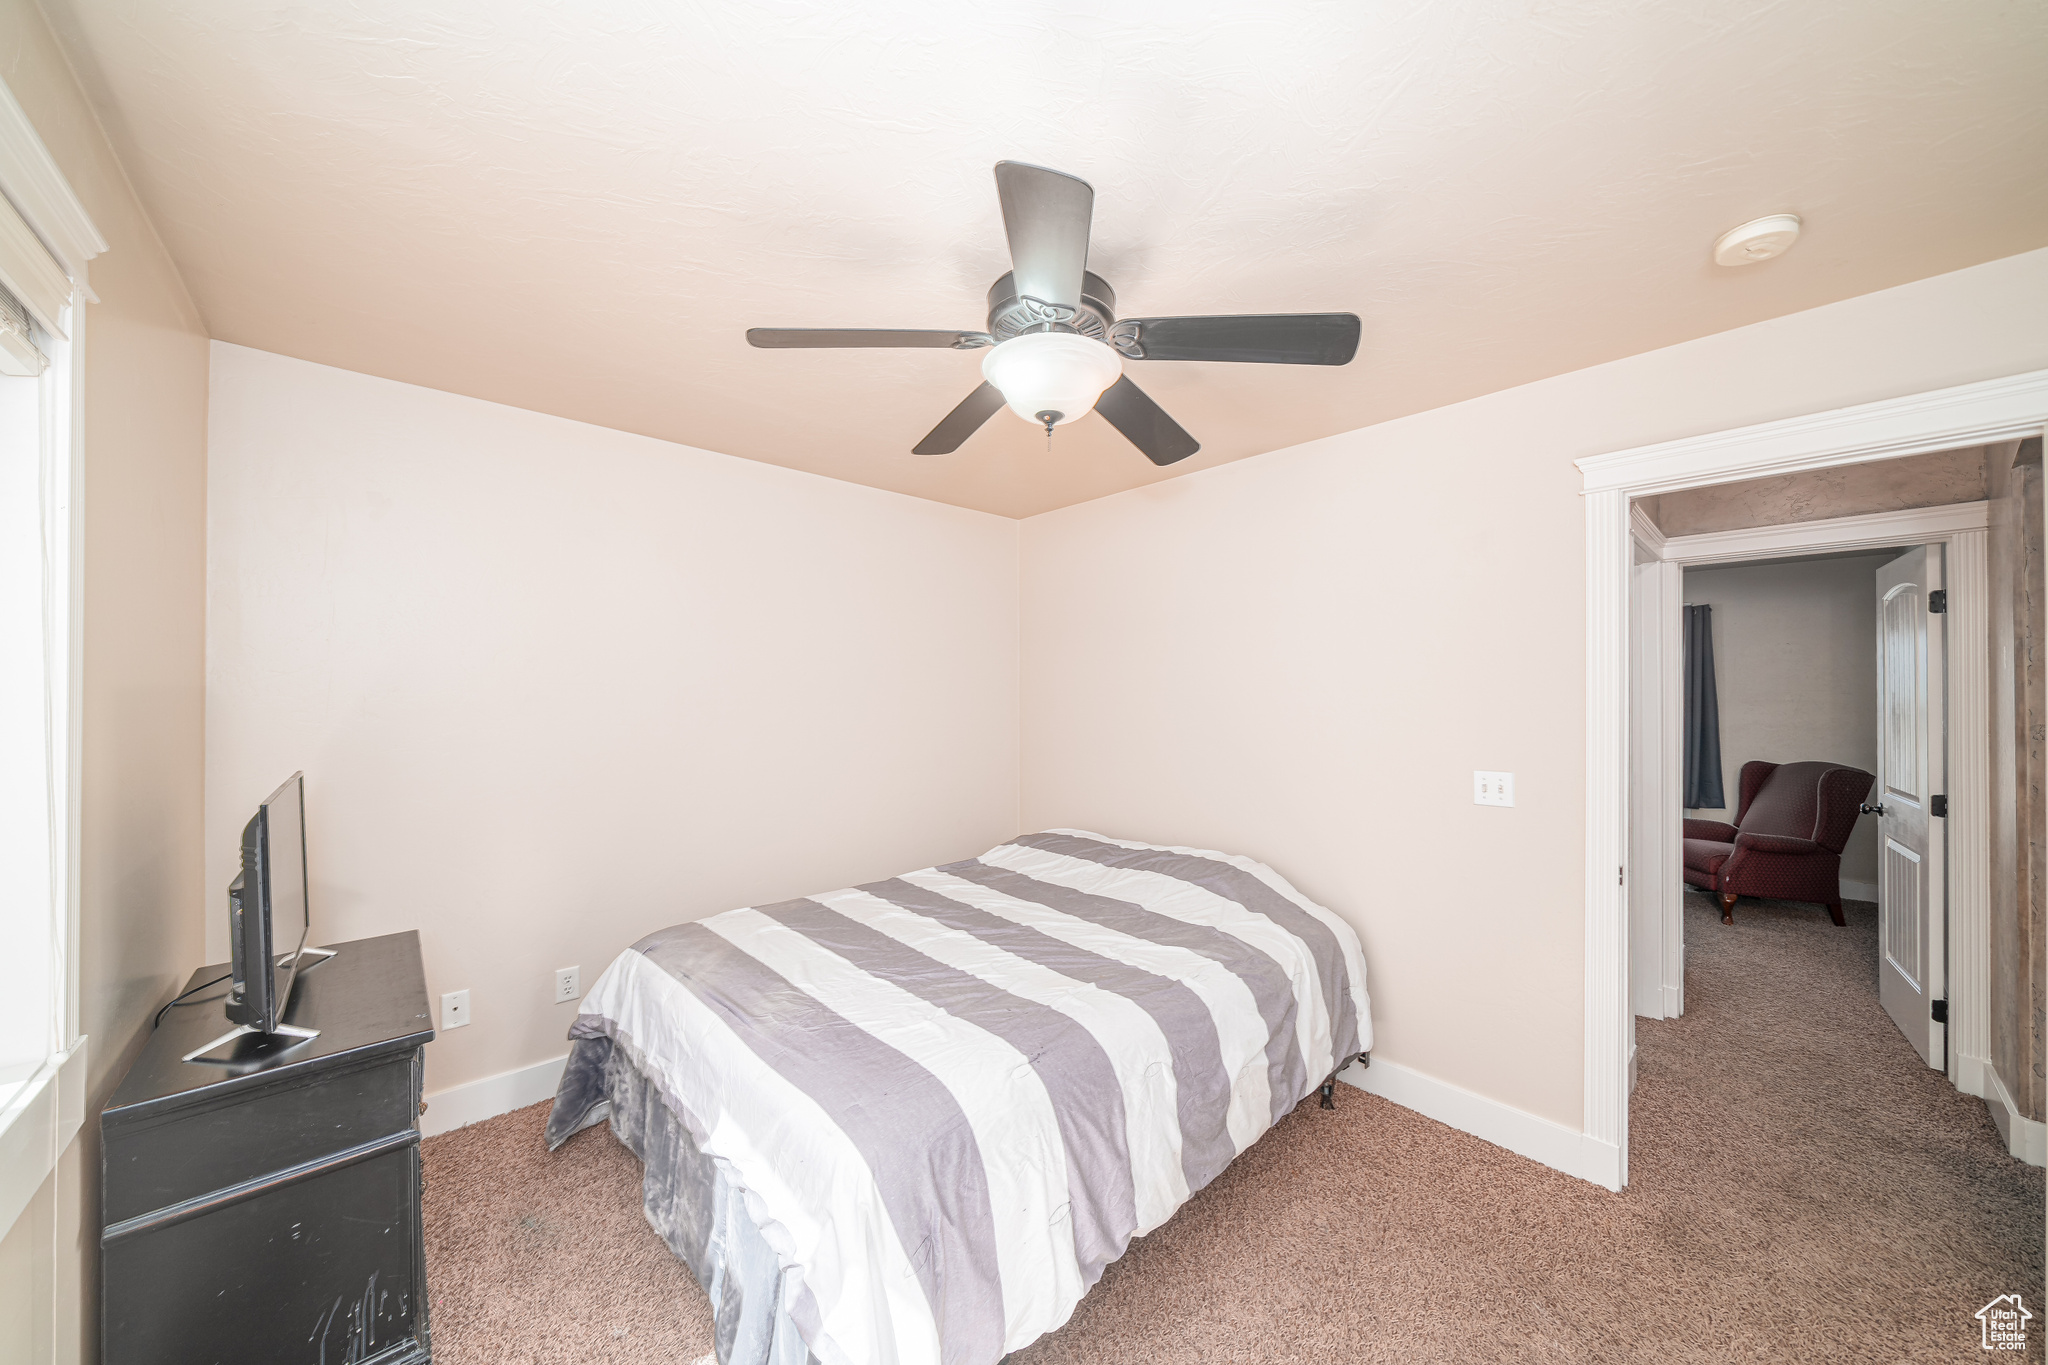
[101,931,436,1365]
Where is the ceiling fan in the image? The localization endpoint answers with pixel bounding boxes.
[746,161,1361,466]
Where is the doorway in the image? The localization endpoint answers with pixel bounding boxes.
[1629,501,1986,1059]
[1576,369,2048,1192]
[1651,544,1949,1068]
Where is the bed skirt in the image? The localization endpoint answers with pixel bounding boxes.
[551,1033,819,1365]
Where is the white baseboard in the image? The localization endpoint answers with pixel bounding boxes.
[1840,879,1878,902]
[1338,1056,1621,1190]
[421,1053,568,1138]
[1953,1050,1989,1102]
[1983,1064,2047,1168]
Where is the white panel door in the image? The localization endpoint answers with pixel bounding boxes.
[1875,545,1946,1069]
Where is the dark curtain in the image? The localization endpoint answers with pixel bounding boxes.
[1683,604,1725,810]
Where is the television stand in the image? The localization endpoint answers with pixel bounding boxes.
[180,1019,320,1064]
[177,943,338,1063]
[102,930,436,1365]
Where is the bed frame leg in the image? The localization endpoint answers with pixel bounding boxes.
[1316,1054,1369,1111]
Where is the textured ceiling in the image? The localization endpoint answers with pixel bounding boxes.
[40,1,2048,518]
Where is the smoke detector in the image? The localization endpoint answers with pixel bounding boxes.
[1713,214,1802,267]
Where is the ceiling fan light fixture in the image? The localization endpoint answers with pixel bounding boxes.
[981,332,1122,430]
[748,162,1354,463]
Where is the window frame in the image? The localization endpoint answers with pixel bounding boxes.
[0,69,101,1243]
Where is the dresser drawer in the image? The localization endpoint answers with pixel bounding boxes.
[104,1141,425,1365]
[103,1052,417,1225]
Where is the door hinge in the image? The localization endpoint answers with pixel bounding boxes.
[1931,794,1948,818]
[1618,865,1625,886]
[1928,589,1947,613]
[1931,999,1948,1023]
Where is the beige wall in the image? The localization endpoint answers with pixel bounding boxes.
[204,343,1022,1097]
[0,1167,53,1365]
[0,1143,87,1365]
[1679,555,1894,888]
[0,2,210,1362]
[1018,247,2048,1132]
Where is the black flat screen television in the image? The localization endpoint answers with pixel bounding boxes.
[227,771,313,1034]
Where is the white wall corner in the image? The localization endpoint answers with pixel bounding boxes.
[1984,1064,2046,1168]
[421,1053,568,1138]
[1338,1056,1623,1191]
[1840,879,1879,903]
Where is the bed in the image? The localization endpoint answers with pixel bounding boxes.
[545,830,1371,1365]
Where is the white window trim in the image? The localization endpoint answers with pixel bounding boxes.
[0,76,106,296]
[0,72,100,1241]
[0,1041,88,1238]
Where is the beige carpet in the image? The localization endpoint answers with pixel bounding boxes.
[421,892,2044,1363]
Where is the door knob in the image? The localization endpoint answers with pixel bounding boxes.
[1859,802,1886,817]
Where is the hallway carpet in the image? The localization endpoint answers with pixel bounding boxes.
[420,893,2043,1362]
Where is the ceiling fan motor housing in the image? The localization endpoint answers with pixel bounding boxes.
[986,270,1118,344]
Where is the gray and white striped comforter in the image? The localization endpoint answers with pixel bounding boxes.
[547,830,1370,1365]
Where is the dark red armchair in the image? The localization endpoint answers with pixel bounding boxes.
[1683,759,1874,926]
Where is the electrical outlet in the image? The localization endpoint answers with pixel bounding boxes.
[440,989,470,1030]
[554,966,580,1004]
[1473,771,1515,807]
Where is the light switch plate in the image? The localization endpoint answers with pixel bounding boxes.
[441,988,470,1030]
[1474,771,1515,807]
[555,966,580,1004]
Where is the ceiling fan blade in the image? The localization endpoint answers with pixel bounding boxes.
[1110,313,1360,365]
[747,328,992,349]
[912,382,1008,455]
[994,161,1093,312]
[1094,375,1200,467]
